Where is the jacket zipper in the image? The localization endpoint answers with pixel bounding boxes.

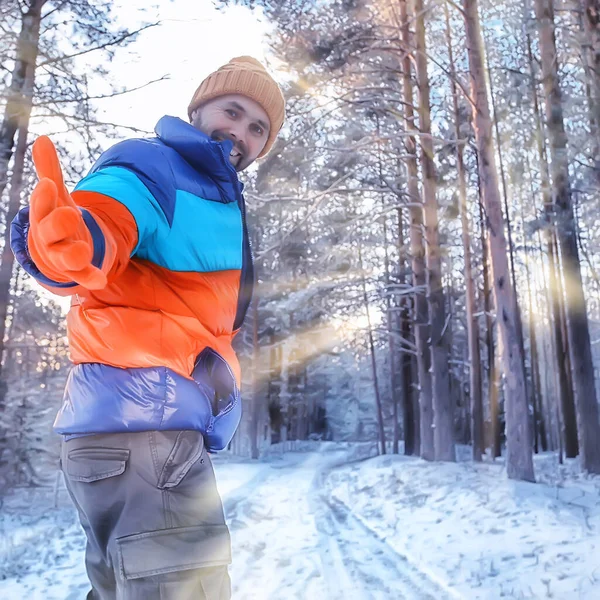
[217,143,254,330]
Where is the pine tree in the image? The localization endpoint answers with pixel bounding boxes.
[463,0,534,481]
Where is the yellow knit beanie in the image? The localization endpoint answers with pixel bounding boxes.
[188,56,285,157]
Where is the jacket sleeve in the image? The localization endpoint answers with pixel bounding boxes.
[11,139,172,296]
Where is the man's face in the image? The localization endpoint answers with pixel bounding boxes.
[190,94,270,172]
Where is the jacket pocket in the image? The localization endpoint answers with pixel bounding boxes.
[65,447,130,483]
[116,524,231,580]
[193,347,238,417]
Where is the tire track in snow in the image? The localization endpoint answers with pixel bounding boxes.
[224,451,459,599]
[225,453,329,599]
[1,450,459,599]
[317,493,458,599]
[311,462,458,600]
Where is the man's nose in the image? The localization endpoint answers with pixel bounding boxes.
[230,129,248,153]
[230,124,246,144]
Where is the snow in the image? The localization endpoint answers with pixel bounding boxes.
[1,443,599,599]
[327,449,600,599]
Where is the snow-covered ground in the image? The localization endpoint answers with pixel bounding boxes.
[327,449,600,599]
[223,443,453,599]
[1,443,599,599]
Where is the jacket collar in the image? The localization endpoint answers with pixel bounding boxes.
[154,116,244,200]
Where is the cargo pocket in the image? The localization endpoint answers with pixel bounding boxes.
[157,430,205,490]
[65,447,130,483]
[116,524,231,580]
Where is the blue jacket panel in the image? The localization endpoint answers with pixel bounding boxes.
[56,349,242,453]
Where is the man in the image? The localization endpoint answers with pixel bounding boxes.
[10,56,285,600]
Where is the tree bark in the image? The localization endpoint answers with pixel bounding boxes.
[535,226,565,458]
[250,299,260,459]
[377,116,402,455]
[521,186,547,453]
[486,51,530,427]
[535,0,600,473]
[478,176,501,458]
[463,0,534,481]
[552,237,579,456]
[399,0,434,461]
[0,125,27,356]
[444,3,483,461]
[0,1,45,198]
[0,11,42,393]
[402,314,417,455]
[388,300,401,455]
[526,29,579,457]
[526,270,546,454]
[414,0,455,462]
[384,218,401,454]
[396,208,416,455]
[359,244,386,455]
[580,0,600,174]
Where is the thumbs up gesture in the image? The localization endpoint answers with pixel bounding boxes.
[27,136,107,289]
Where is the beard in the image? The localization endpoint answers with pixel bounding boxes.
[191,111,248,172]
[209,130,247,171]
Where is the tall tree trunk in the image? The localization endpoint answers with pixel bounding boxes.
[0,126,28,352]
[0,23,40,398]
[271,341,284,443]
[580,0,600,122]
[378,118,401,455]
[477,156,501,458]
[388,296,401,455]
[410,352,421,454]
[535,0,600,473]
[486,49,530,422]
[414,0,455,462]
[250,299,260,459]
[526,28,579,457]
[552,238,579,456]
[485,47,524,328]
[536,227,565,459]
[444,3,483,461]
[522,152,549,453]
[397,208,416,455]
[0,1,45,198]
[463,0,534,481]
[359,244,386,455]
[384,217,401,454]
[580,0,600,174]
[402,315,417,454]
[399,0,434,461]
[524,248,546,453]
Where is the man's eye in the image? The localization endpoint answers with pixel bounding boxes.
[226,109,237,117]
[251,124,264,135]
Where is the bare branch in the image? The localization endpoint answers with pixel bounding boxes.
[34,75,169,106]
[37,21,160,67]
[31,106,154,134]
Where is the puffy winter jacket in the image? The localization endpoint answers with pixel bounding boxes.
[10,116,254,451]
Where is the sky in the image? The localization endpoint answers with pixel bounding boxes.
[96,0,273,133]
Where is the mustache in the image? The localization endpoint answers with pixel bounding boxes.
[210,130,246,158]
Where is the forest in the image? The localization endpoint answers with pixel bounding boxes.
[2,1,600,598]
[0,0,599,492]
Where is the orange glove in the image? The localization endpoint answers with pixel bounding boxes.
[27,136,107,290]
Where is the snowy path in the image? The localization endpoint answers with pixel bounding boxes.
[314,496,448,600]
[0,449,453,599]
[5,445,598,598]
[226,450,455,599]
